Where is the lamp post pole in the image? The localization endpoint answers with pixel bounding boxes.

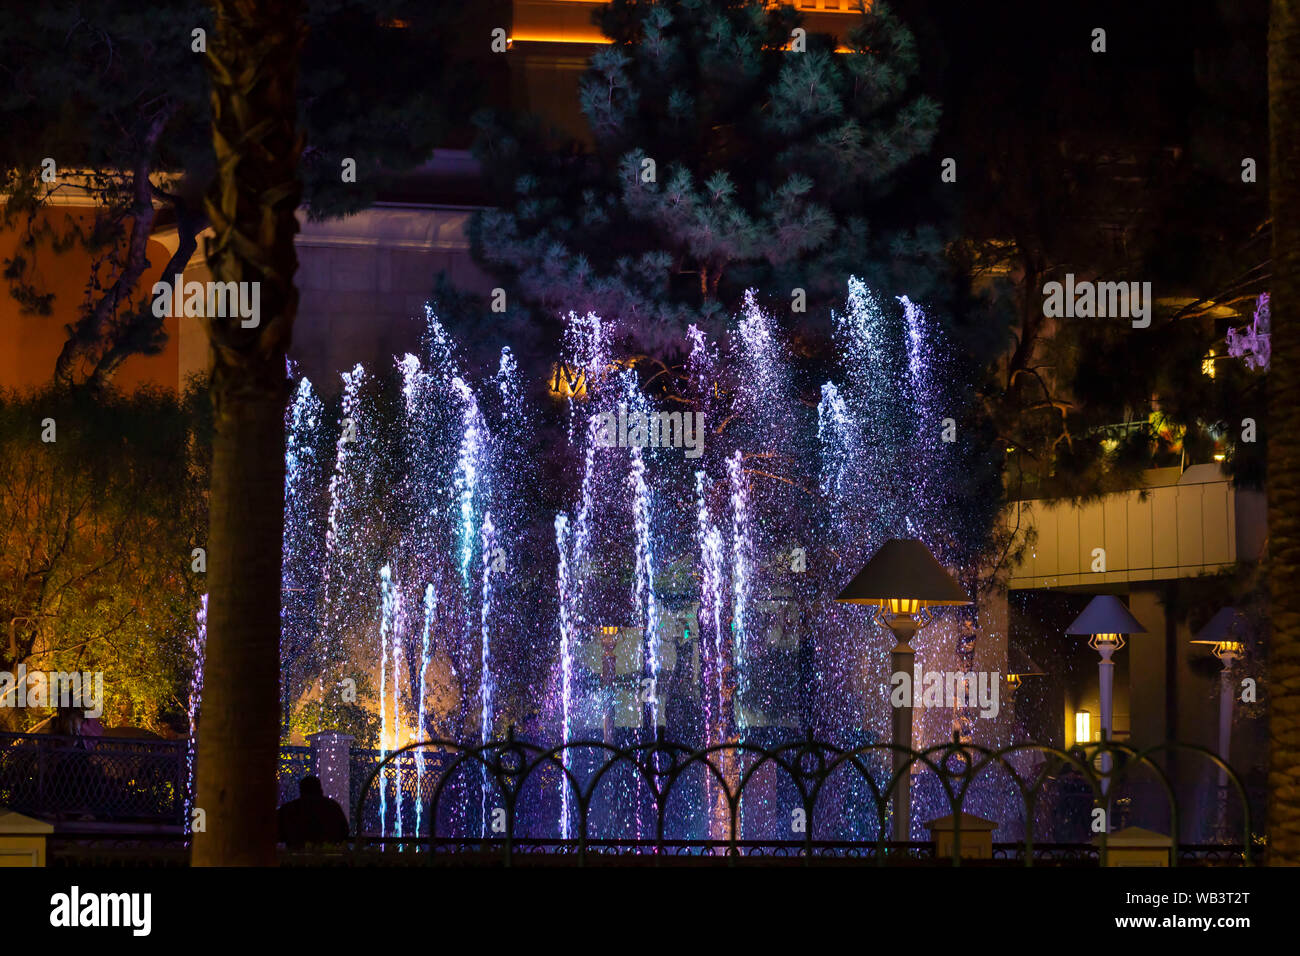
[1212,643,1240,837]
[1096,639,1117,793]
[1191,608,1246,840]
[1215,645,1237,789]
[601,627,618,744]
[1067,597,1147,805]
[836,539,972,852]
[888,613,919,843]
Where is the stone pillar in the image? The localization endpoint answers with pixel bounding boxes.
[308,731,354,823]
[1096,825,1171,867]
[0,809,53,866]
[925,812,997,861]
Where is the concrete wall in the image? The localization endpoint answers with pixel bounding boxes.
[162,204,496,392]
[290,205,495,389]
[0,201,494,395]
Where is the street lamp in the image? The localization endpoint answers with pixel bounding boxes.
[1065,595,1147,792]
[1191,606,1246,834]
[836,538,971,843]
[1005,671,1045,694]
[593,624,629,744]
[578,618,674,743]
[1005,646,1045,740]
[1005,645,1046,698]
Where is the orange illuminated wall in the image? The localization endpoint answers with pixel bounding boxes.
[508,0,872,141]
[511,0,611,44]
[510,0,868,46]
[0,207,188,393]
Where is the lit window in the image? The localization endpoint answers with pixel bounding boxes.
[1074,710,1091,744]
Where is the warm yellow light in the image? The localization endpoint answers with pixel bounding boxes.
[1087,632,1125,651]
[1202,351,1216,378]
[1075,710,1092,744]
[885,598,920,615]
[1006,673,1023,690]
[511,32,856,51]
[548,362,587,400]
[508,31,613,45]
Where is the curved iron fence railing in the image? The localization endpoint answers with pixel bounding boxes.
[0,729,1257,865]
[353,731,1255,867]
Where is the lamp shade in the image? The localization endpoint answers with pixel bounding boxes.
[1193,606,1241,644]
[1065,595,1147,635]
[835,539,971,607]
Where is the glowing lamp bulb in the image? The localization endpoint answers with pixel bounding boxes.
[1088,632,1126,651]
[886,598,920,615]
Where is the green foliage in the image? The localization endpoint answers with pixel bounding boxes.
[287,673,381,748]
[945,0,1269,500]
[0,383,210,732]
[472,0,941,354]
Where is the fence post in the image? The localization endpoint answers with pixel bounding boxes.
[308,731,354,823]
[0,809,54,866]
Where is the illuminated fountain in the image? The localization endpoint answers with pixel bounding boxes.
[276,282,1014,844]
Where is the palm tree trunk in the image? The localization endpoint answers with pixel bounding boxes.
[193,0,304,866]
[1269,0,1300,866]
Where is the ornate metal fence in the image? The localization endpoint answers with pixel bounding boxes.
[278,744,314,804]
[352,732,1257,866]
[0,729,1258,865]
[0,732,186,825]
[1,734,317,826]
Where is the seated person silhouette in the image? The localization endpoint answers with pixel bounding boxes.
[278,775,349,849]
